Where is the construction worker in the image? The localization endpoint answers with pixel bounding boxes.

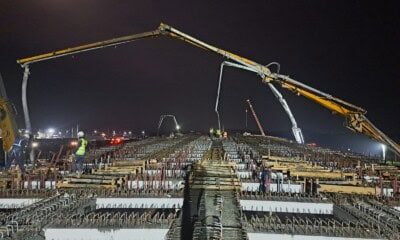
[74,131,88,176]
[259,167,269,193]
[216,129,222,138]
[5,133,31,174]
[223,131,228,139]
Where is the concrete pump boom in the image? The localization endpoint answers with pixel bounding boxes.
[214,61,304,144]
[268,83,304,144]
[157,115,180,136]
[0,73,19,152]
[17,23,400,156]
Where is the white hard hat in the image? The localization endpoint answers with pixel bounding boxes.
[77,131,85,137]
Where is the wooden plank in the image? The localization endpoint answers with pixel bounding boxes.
[63,177,116,184]
[190,185,241,190]
[56,182,117,189]
[319,184,378,195]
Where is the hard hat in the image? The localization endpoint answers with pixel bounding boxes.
[77,131,85,137]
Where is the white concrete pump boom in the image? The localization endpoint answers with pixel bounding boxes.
[17,22,400,156]
[267,83,305,144]
[157,115,180,136]
[214,61,304,144]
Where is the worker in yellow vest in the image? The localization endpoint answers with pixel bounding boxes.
[216,129,222,138]
[75,131,88,177]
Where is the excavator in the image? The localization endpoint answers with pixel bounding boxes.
[15,23,400,157]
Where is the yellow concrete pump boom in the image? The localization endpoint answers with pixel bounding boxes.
[0,73,19,152]
[17,23,400,156]
[0,98,19,152]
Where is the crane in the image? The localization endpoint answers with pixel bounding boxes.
[157,115,180,136]
[16,23,400,156]
[246,99,266,137]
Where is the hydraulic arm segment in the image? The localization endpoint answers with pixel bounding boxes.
[17,23,400,156]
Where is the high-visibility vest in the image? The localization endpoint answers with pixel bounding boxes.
[76,138,88,155]
[13,137,27,148]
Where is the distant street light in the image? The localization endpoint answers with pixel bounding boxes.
[46,128,55,138]
[47,128,55,134]
[176,125,180,130]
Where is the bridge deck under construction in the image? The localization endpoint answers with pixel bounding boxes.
[0,135,399,239]
[166,141,248,239]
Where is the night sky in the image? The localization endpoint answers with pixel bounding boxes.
[0,1,399,154]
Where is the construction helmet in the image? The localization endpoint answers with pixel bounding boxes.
[77,131,85,137]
